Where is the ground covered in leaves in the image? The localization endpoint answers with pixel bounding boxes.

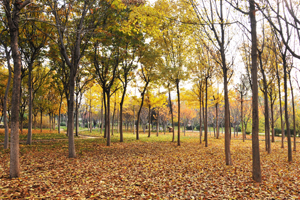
[0,132,300,199]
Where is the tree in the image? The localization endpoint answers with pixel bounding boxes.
[135,47,160,140]
[226,0,262,182]
[189,0,235,163]
[47,0,104,156]
[1,0,32,178]
[234,75,249,142]
[19,4,50,144]
[118,3,144,142]
[0,27,12,149]
[154,0,191,146]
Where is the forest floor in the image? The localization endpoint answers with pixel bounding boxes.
[0,131,299,199]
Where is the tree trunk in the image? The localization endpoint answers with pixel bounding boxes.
[112,98,116,136]
[176,80,181,146]
[224,72,232,165]
[168,86,175,142]
[250,0,262,182]
[40,110,43,133]
[58,94,62,134]
[49,113,52,131]
[136,83,149,140]
[284,65,292,162]
[89,93,92,133]
[205,78,208,147]
[116,109,119,133]
[26,63,33,145]
[259,53,271,154]
[271,101,275,143]
[199,89,202,144]
[289,72,296,151]
[67,67,76,158]
[133,104,135,135]
[101,96,104,136]
[216,103,219,139]
[103,90,107,138]
[156,111,159,136]
[148,105,151,137]
[241,96,245,142]
[276,64,285,148]
[75,94,79,137]
[3,54,12,149]
[105,90,111,146]
[6,0,27,177]
[53,113,55,130]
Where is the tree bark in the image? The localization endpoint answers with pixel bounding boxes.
[148,105,151,137]
[101,97,103,135]
[199,95,202,144]
[204,78,208,147]
[276,63,285,148]
[105,90,111,146]
[58,94,62,134]
[250,0,262,182]
[3,47,12,149]
[258,52,271,154]
[67,67,76,158]
[26,62,33,144]
[289,72,296,151]
[112,97,116,136]
[176,80,180,146]
[241,94,245,142]
[216,103,219,139]
[75,93,79,137]
[40,110,43,133]
[136,82,149,140]
[4,0,31,178]
[168,86,175,142]
[283,65,292,162]
[156,110,159,136]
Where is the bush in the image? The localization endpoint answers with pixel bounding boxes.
[195,125,204,131]
[274,128,282,136]
[186,126,193,130]
[60,122,66,126]
[285,129,299,137]
[245,131,251,135]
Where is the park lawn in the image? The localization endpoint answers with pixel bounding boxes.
[0,129,68,143]
[0,134,299,199]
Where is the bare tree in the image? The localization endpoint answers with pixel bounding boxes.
[189,0,234,164]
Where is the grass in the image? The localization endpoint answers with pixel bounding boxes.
[0,129,68,143]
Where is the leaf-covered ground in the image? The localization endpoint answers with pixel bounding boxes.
[0,133,300,199]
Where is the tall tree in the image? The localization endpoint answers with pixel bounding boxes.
[234,75,248,142]
[189,0,234,164]
[226,0,262,182]
[1,0,32,178]
[0,28,12,149]
[47,0,101,156]
[19,4,49,145]
[135,47,160,140]
[155,0,191,146]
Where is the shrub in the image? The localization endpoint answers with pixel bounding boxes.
[60,122,66,126]
[186,126,193,130]
[195,125,204,131]
[274,128,281,136]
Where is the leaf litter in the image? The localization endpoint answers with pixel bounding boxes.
[0,137,300,199]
